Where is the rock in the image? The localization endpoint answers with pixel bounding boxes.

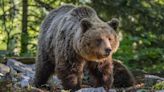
[20,79,29,88]
[0,63,10,76]
[10,67,17,76]
[19,71,34,86]
[136,89,149,92]
[156,90,164,92]
[7,59,32,73]
[145,75,164,87]
[6,59,36,87]
[21,74,30,80]
[15,75,30,88]
[26,71,35,79]
[76,87,116,92]
[0,73,3,76]
[9,67,18,82]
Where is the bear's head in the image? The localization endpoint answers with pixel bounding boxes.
[73,18,119,61]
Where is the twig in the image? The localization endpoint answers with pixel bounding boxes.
[125,83,144,91]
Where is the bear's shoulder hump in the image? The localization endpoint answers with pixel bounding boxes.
[70,6,97,19]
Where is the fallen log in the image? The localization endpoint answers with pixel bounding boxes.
[5,57,35,64]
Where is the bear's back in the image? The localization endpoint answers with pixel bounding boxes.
[41,5,75,33]
[41,5,97,33]
[70,6,97,20]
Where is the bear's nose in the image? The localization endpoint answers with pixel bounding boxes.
[104,48,111,56]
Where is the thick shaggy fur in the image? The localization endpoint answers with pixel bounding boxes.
[84,59,136,88]
[112,59,135,88]
[34,5,120,91]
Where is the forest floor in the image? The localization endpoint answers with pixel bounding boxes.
[0,58,164,92]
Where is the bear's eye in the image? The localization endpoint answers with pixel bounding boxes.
[108,38,112,41]
[96,38,102,45]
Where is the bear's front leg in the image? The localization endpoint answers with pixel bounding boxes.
[62,73,81,92]
[56,62,85,92]
[34,59,55,88]
[88,60,113,91]
[99,61,114,91]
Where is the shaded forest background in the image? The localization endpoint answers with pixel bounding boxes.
[0,0,164,73]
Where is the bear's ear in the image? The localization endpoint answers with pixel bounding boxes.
[80,19,92,33]
[107,18,119,30]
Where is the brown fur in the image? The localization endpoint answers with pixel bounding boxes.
[113,59,136,88]
[83,59,136,89]
[34,4,119,91]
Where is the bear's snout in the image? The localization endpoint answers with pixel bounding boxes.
[104,48,111,56]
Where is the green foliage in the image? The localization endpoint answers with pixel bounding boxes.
[114,33,164,72]
[153,81,164,90]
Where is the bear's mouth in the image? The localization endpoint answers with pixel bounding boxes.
[80,51,108,62]
[96,52,109,60]
[82,54,106,62]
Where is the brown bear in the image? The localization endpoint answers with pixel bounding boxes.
[34,4,120,91]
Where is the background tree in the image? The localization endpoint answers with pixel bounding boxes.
[0,0,19,56]
[21,0,28,55]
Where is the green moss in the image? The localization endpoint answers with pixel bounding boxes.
[153,81,164,90]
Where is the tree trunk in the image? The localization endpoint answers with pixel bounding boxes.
[21,0,28,55]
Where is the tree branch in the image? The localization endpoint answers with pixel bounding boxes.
[34,0,53,11]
